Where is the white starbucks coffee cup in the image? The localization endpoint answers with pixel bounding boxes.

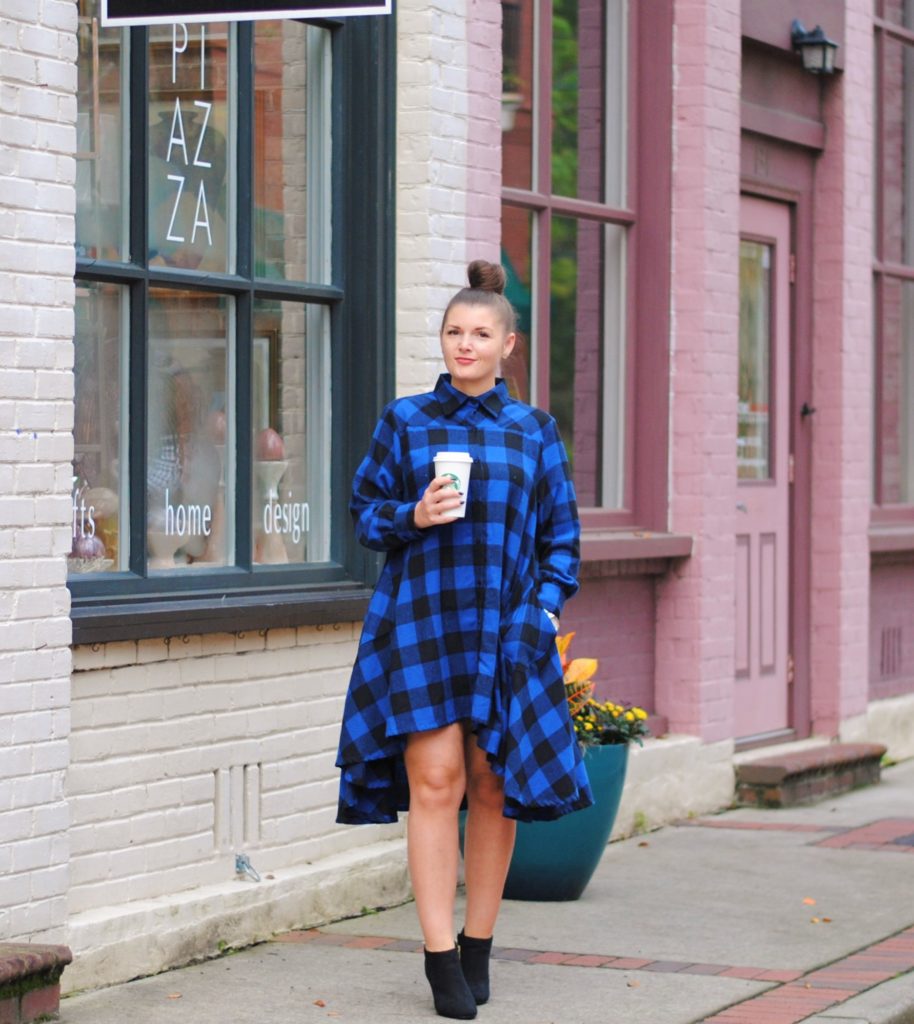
[433,451,473,519]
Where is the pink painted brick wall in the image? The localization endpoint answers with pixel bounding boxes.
[466,0,502,260]
[654,0,742,741]
[563,576,656,713]
[808,0,873,734]
[869,564,914,700]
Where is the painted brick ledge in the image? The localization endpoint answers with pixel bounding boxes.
[735,743,887,808]
[0,944,72,1024]
[271,926,914,1024]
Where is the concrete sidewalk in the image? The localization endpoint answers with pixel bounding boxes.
[59,759,914,1024]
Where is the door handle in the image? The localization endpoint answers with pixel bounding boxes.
[800,402,817,418]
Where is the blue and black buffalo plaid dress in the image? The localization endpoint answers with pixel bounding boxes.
[336,374,593,824]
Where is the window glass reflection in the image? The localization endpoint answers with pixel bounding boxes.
[501,205,534,402]
[76,0,127,260]
[147,290,233,570]
[252,301,330,565]
[550,215,625,507]
[254,22,331,283]
[502,0,534,191]
[551,0,626,205]
[148,23,233,272]
[72,283,127,574]
[737,241,772,481]
[880,278,914,503]
[881,32,914,269]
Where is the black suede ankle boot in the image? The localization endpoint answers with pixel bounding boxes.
[424,946,477,1020]
[457,930,493,1005]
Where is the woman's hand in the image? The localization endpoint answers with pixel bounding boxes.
[413,476,464,529]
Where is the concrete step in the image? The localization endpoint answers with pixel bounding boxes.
[0,944,72,1024]
[735,742,888,808]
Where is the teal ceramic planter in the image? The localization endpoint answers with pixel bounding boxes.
[503,743,629,901]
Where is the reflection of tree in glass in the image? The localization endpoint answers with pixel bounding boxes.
[551,2,579,197]
[549,1,581,469]
[550,221,578,470]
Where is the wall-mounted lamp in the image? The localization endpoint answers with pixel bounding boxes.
[791,19,839,75]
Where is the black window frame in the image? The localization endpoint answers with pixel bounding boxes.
[70,13,395,643]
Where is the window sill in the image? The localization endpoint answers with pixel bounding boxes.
[580,530,693,577]
[70,582,373,645]
[869,524,914,563]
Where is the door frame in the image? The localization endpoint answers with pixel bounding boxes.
[739,134,815,744]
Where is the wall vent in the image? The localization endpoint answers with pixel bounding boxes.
[879,626,903,679]
[214,764,262,851]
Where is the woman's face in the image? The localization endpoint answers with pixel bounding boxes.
[440,303,516,397]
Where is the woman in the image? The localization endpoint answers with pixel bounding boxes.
[336,260,592,1019]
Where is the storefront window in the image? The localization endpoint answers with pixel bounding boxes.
[72,0,395,635]
[252,301,330,565]
[72,282,127,572]
[76,8,127,260]
[148,23,234,272]
[147,290,233,569]
[254,22,331,283]
[875,2,914,510]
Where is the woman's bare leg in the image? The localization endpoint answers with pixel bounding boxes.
[404,723,467,952]
[462,734,515,939]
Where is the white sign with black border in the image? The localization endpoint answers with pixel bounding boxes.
[101,0,391,26]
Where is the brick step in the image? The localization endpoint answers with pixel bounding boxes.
[735,742,888,808]
[0,944,72,1024]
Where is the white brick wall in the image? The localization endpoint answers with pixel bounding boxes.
[68,627,401,917]
[396,0,473,395]
[0,0,77,944]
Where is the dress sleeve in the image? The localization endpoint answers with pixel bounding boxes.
[534,416,581,616]
[350,403,425,552]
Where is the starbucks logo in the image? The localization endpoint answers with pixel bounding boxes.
[443,472,461,491]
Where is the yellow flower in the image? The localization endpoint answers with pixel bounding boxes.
[584,722,594,731]
[635,708,648,720]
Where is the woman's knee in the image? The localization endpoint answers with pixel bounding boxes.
[466,766,505,811]
[409,761,465,810]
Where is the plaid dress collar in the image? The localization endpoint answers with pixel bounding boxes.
[433,374,510,420]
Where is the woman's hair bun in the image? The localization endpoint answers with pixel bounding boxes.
[467,259,507,295]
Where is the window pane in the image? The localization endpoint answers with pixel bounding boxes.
[72,283,128,574]
[502,0,534,191]
[254,23,331,284]
[148,24,234,272]
[76,1,127,260]
[501,204,534,402]
[551,0,627,205]
[880,35,914,266]
[147,290,233,570]
[879,277,914,503]
[252,301,330,564]
[738,241,772,481]
[550,215,626,507]
[881,0,914,26]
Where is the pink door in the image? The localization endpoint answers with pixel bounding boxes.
[734,196,791,739]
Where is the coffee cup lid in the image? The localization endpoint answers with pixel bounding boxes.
[434,451,473,463]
